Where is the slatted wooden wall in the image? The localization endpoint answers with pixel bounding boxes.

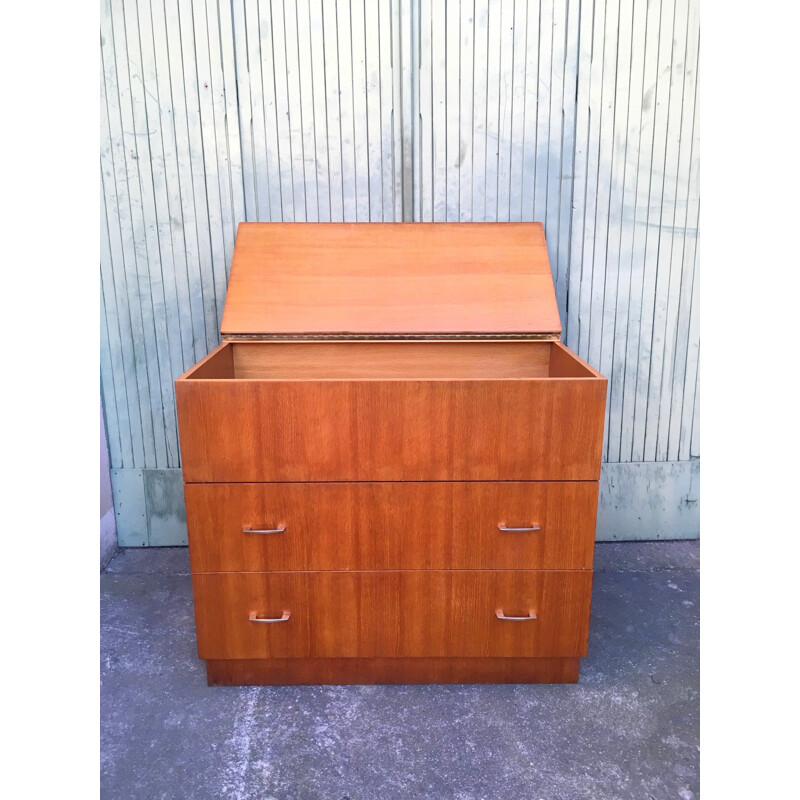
[101,0,699,544]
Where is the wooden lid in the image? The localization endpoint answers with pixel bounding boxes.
[221,222,561,339]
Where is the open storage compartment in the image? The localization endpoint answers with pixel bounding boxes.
[181,340,602,381]
[176,339,606,484]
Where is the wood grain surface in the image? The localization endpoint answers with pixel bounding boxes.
[220,222,562,336]
[185,481,599,572]
[229,340,558,379]
[205,657,581,685]
[192,570,593,659]
[176,374,607,482]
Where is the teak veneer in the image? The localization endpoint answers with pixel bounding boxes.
[176,341,605,483]
[184,481,599,573]
[176,222,607,685]
[193,570,593,659]
[205,658,581,686]
[219,222,562,337]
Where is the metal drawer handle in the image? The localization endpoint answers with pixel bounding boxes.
[496,609,538,621]
[243,525,286,534]
[249,611,291,623]
[497,524,541,532]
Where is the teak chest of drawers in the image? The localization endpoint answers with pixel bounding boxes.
[176,222,606,685]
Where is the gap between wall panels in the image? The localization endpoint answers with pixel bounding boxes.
[100,0,699,544]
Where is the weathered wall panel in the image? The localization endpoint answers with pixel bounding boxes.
[101,403,117,567]
[100,0,700,544]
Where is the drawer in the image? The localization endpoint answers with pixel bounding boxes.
[192,570,593,659]
[176,340,606,482]
[185,481,599,572]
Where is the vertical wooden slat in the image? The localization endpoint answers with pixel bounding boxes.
[674,218,700,462]
[458,0,475,222]
[216,0,247,244]
[690,350,700,459]
[120,0,171,468]
[149,0,197,374]
[418,0,431,220]
[676,62,700,463]
[633,0,676,462]
[658,0,699,462]
[494,0,515,223]
[321,0,345,221]
[532,0,553,227]
[470,0,489,222]
[482,1,502,221]
[305,0,332,221]
[349,0,372,222]
[595,0,629,460]
[230,0,258,220]
[444,0,461,221]
[379,0,397,220]
[556,0,580,329]
[102,0,156,468]
[565,0,590,348]
[400,0,415,221]
[617,0,663,462]
[430,0,447,220]
[648,0,690,462]
[677,186,700,462]
[99,282,123,469]
[334,3,358,222]
[544,0,566,297]
[269,1,297,220]
[121,0,172,466]
[572,2,606,360]
[586,0,620,402]
[99,171,132,469]
[338,0,360,221]
[256,3,282,217]
[134,0,184,465]
[191,0,228,340]
[605,0,646,463]
[507,0,528,223]
[178,0,222,354]
[293,0,320,222]
[520,0,540,225]
[162,0,207,363]
[364,0,385,221]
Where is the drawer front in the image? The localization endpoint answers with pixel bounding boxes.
[186,482,598,573]
[176,376,606,482]
[192,570,593,659]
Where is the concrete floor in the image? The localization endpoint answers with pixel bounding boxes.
[101,542,699,800]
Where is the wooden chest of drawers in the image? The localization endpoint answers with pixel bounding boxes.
[176,222,606,685]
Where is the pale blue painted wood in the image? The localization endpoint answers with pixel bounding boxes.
[457,0,475,222]
[567,0,700,464]
[110,469,147,547]
[597,460,699,541]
